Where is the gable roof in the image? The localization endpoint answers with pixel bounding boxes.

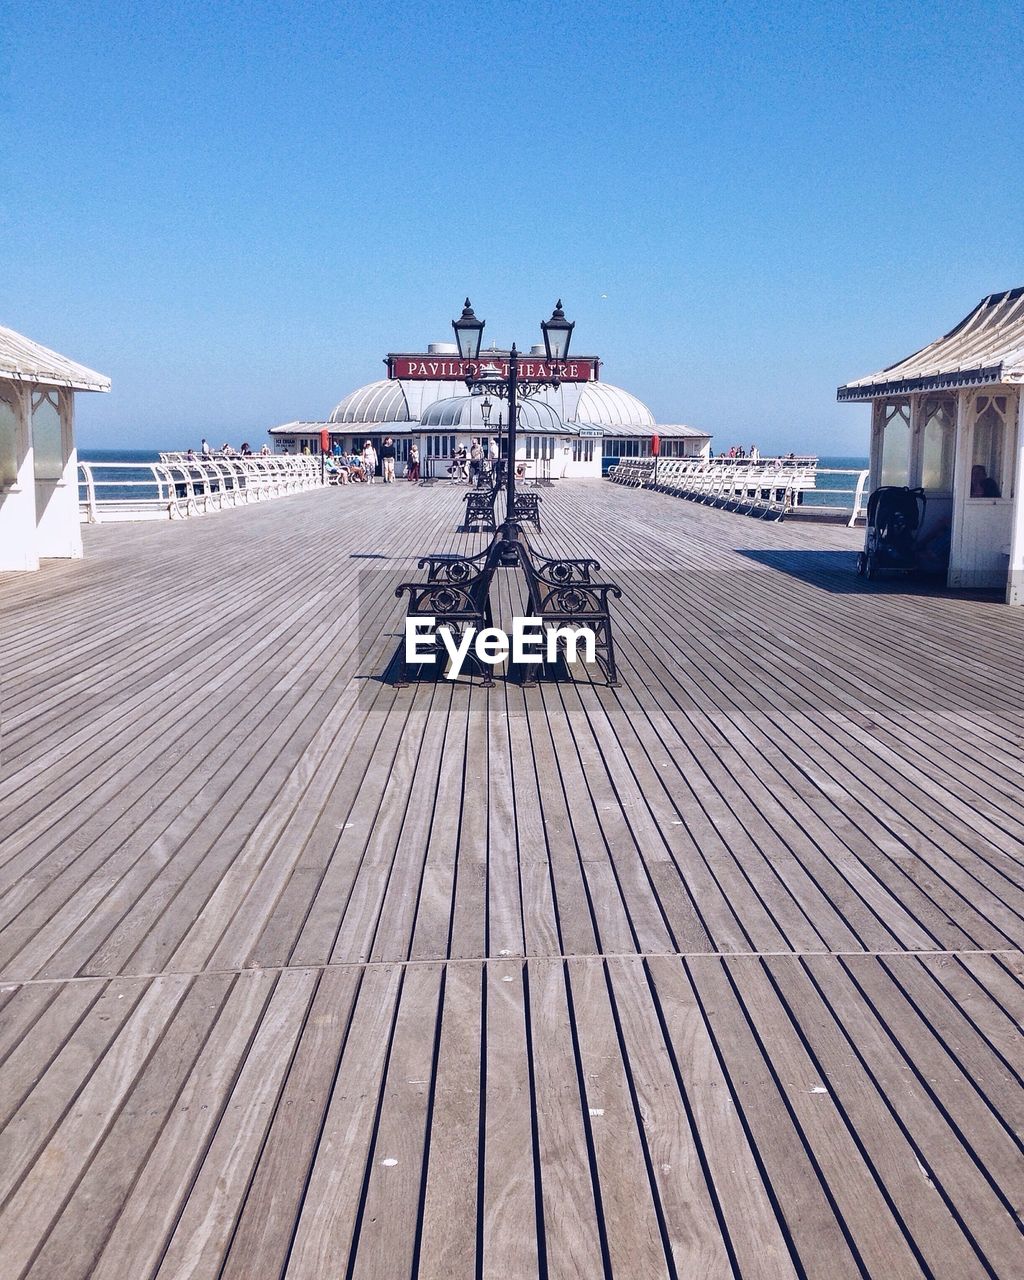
[0,324,111,392]
[837,288,1024,402]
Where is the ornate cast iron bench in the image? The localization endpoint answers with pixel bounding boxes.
[394,550,497,687]
[516,545,621,687]
[461,487,499,532]
[511,492,542,531]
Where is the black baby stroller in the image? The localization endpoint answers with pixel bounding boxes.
[856,486,926,580]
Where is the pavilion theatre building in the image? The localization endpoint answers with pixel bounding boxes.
[269,338,708,478]
[839,287,1024,603]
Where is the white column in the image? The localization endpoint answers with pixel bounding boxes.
[33,386,83,560]
[1006,393,1024,604]
[0,382,39,571]
[947,389,971,589]
[868,401,884,490]
[908,394,923,486]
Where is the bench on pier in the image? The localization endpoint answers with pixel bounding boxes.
[512,492,542,530]
[609,457,813,521]
[516,544,621,687]
[461,488,499,532]
[395,548,496,686]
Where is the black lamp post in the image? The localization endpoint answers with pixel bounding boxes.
[392,297,621,688]
[453,299,574,557]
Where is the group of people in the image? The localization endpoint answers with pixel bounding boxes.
[325,435,504,486]
[721,444,760,460]
[193,439,268,460]
[449,438,500,484]
[326,436,417,485]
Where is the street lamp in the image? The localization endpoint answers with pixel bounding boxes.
[451,299,578,559]
[541,299,575,362]
[393,297,621,687]
[452,298,485,362]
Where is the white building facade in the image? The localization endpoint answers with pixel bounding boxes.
[0,326,110,572]
[269,340,708,476]
[839,288,1024,602]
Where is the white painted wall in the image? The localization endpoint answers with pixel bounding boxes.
[33,389,83,560]
[0,381,39,572]
[1004,395,1024,604]
[949,388,1016,590]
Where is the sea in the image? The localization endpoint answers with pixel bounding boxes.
[78,450,870,510]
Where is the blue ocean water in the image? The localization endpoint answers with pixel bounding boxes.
[78,448,870,508]
[806,455,869,508]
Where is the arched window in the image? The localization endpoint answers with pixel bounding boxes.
[31,389,63,481]
[970,394,1009,498]
[919,395,955,491]
[0,383,19,486]
[879,399,910,486]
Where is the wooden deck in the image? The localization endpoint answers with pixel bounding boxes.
[0,480,1021,1279]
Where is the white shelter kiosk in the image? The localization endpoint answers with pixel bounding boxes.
[838,288,1024,601]
[0,325,110,571]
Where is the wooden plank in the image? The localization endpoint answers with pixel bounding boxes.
[348,962,443,1278]
[0,975,189,1278]
[219,965,362,1280]
[284,963,403,1278]
[763,953,990,1278]
[480,960,540,1280]
[647,955,799,1279]
[152,968,319,1279]
[27,972,234,1280]
[606,957,735,1279]
[565,957,673,1278]
[527,957,606,1278]
[724,955,928,1278]
[415,961,482,1280]
[686,956,864,1279]
[87,969,279,1280]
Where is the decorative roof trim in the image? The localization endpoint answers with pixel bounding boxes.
[836,364,1009,401]
[837,287,1024,402]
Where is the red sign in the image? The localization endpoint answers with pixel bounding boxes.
[652,434,660,456]
[389,355,597,382]
[320,429,331,453]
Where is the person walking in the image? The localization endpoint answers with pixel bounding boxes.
[201,437,211,456]
[380,436,397,484]
[407,443,420,482]
[453,443,468,483]
[361,439,378,484]
[469,438,484,485]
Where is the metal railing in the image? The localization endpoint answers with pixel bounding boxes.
[607,456,869,525]
[818,467,871,526]
[78,455,323,523]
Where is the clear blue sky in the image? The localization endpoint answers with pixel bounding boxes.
[4,0,1022,454]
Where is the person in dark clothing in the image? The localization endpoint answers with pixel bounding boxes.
[380,436,397,484]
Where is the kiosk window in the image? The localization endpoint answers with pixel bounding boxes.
[970,395,1007,498]
[879,399,910,487]
[920,395,955,491]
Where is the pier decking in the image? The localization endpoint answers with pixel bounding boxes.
[1,481,1021,1279]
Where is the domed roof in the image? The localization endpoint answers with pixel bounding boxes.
[329,379,409,423]
[327,376,654,430]
[420,395,566,433]
[539,381,655,429]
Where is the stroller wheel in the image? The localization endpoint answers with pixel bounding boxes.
[856,553,866,577]
[864,553,876,581]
